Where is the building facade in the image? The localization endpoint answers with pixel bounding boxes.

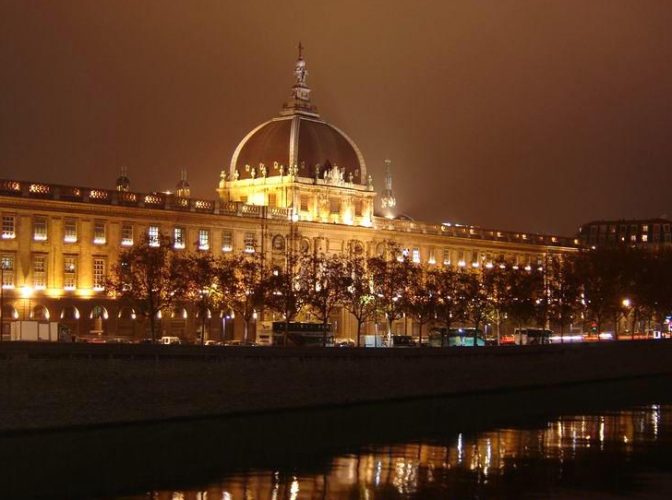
[0,49,576,342]
[578,219,672,248]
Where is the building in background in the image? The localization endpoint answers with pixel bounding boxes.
[578,219,672,248]
[0,48,576,342]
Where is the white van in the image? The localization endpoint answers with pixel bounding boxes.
[159,336,181,345]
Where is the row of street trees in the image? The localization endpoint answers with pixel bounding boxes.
[108,234,672,345]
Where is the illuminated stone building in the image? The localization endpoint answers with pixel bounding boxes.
[0,48,576,341]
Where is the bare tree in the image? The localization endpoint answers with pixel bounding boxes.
[405,264,437,346]
[431,266,469,346]
[341,256,378,347]
[108,233,183,342]
[179,253,218,345]
[218,253,267,343]
[299,253,350,346]
[368,242,414,345]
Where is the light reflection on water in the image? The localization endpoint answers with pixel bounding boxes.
[128,404,671,499]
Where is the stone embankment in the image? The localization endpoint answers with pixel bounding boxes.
[1,340,671,433]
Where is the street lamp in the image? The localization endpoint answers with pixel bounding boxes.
[0,259,8,342]
[200,288,210,346]
[622,298,632,340]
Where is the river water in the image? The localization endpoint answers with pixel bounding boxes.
[1,377,671,499]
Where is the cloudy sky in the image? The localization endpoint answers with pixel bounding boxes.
[1,1,671,235]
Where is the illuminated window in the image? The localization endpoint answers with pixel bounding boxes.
[428,249,436,265]
[2,215,15,240]
[93,258,106,291]
[148,226,160,247]
[93,220,106,244]
[173,227,185,249]
[267,193,277,208]
[33,216,48,241]
[300,196,309,212]
[32,254,47,289]
[244,232,256,253]
[222,231,233,252]
[412,248,420,263]
[642,225,649,233]
[443,248,451,266]
[121,224,133,246]
[354,200,363,217]
[630,234,637,243]
[1,254,15,288]
[642,234,648,243]
[63,255,77,290]
[198,229,210,251]
[64,218,77,243]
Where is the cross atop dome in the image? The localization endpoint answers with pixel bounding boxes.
[281,43,319,117]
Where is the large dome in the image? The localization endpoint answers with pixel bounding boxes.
[229,45,367,184]
[230,115,367,183]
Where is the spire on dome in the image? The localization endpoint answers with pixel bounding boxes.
[281,42,319,117]
[380,159,396,213]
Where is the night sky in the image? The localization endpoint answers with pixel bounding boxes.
[1,1,672,236]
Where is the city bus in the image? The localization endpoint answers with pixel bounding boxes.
[513,328,552,345]
[272,322,335,347]
[428,327,485,347]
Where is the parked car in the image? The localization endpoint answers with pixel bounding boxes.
[159,336,181,345]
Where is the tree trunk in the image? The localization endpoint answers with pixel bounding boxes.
[149,313,156,343]
[356,319,362,347]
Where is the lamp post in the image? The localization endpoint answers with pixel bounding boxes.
[0,261,5,342]
[622,298,632,340]
[200,288,210,346]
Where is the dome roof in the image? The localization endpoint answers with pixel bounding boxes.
[229,44,367,184]
[230,115,366,183]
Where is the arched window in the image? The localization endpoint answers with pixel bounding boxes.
[60,305,80,321]
[89,305,109,320]
[30,304,50,321]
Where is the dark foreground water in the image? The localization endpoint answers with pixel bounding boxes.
[1,377,672,499]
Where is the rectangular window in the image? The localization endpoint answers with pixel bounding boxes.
[630,234,637,243]
[642,234,648,243]
[64,218,77,243]
[443,248,451,266]
[173,227,185,249]
[222,231,233,252]
[33,216,48,241]
[268,193,277,208]
[354,200,363,217]
[2,215,15,240]
[32,254,47,289]
[1,254,15,288]
[642,224,649,233]
[93,220,106,244]
[329,198,341,214]
[300,195,309,212]
[244,232,256,253]
[412,247,420,263]
[121,224,133,246]
[63,255,77,290]
[148,226,160,247]
[428,248,436,265]
[93,258,106,291]
[198,229,210,251]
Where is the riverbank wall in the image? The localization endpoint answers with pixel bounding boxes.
[1,340,671,433]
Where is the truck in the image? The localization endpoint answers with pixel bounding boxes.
[10,321,62,341]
